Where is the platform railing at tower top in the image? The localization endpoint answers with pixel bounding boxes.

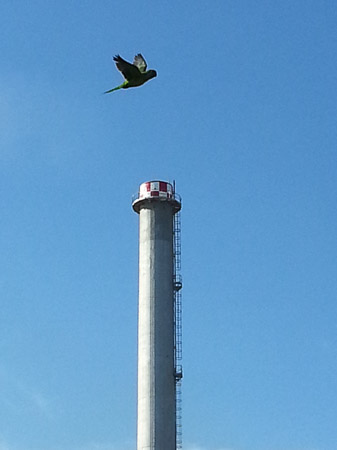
[132,191,181,204]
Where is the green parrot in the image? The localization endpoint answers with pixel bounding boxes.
[104,54,157,94]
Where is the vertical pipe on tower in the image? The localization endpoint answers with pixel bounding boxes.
[133,181,181,450]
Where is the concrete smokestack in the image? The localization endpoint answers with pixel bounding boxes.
[133,181,182,450]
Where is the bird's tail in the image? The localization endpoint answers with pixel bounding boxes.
[104,85,122,94]
[104,81,128,94]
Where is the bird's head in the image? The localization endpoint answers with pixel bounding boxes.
[146,69,157,80]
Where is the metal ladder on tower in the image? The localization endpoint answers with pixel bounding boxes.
[173,208,183,449]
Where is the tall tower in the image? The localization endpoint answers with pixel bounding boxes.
[133,180,182,450]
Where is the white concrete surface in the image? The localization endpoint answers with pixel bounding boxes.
[136,200,176,450]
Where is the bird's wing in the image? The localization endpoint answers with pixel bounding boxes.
[113,55,140,81]
[133,54,147,73]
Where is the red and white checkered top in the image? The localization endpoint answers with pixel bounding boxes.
[138,181,173,200]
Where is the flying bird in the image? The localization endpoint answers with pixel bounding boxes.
[104,54,157,94]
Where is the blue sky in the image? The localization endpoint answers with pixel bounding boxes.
[1,1,337,449]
